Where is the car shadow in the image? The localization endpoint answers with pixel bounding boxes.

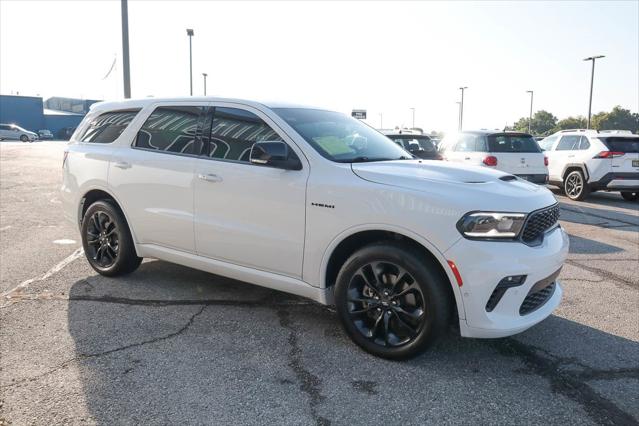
[567,233,624,254]
[64,260,639,424]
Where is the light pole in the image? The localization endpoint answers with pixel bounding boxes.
[459,87,467,131]
[379,113,383,129]
[456,101,461,130]
[526,90,534,134]
[584,55,604,129]
[410,108,415,129]
[121,0,131,98]
[187,29,194,96]
[202,73,208,96]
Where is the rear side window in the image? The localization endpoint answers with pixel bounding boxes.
[80,109,140,143]
[598,136,639,153]
[555,135,580,151]
[454,134,480,152]
[538,135,557,151]
[207,107,283,162]
[487,134,540,153]
[134,106,205,155]
[391,136,436,152]
[578,136,590,150]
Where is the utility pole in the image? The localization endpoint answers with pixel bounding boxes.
[584,55,604,129]
[379,113,383,129]
[202,73,208,96]
[459,87,467,131]
[526,90,534,134]
[187,29,194,96]
[410,108,415,129]
[121,0,131,98]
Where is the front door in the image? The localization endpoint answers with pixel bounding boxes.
[193,104,308,278]
[548,135,580,181]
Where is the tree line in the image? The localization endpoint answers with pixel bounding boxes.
[508,106,639,136]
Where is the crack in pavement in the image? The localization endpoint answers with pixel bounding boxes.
[491,338,639,425]
[566,260,638,290]
[1,305,207,390]
[277,308,331,426]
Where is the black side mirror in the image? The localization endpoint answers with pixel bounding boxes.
[250,141,302,170]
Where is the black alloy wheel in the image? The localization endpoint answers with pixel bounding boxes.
[335,242,450,359]
[81,200,142,276]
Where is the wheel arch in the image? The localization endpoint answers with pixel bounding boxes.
[561,163,589,182]
[79,188,139,246]
[321,226,465,321]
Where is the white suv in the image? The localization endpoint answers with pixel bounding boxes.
[539,129,639,201]
[438,130,549,184]
[62,98,568,359]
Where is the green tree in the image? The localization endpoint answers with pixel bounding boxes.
[512,110,558,136]
[555,116,587,131]
[591,106,639,133]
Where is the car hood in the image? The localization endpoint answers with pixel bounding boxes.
[351,160,556,212]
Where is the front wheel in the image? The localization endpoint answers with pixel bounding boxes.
[334,242,451,360]
[20,134,29,142]
[564,170,590,201]
[621,191,638,201]
[81,200,142,276]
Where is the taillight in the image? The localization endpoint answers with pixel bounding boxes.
[62,151,69,168]
[544,156,549,166]
[594,151,625,159]
[483,156,498,166]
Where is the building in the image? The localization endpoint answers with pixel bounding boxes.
[0,94,101,139]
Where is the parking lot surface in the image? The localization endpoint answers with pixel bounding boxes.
[1,142,638,425]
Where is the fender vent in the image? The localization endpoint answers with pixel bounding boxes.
[499,175,517,181]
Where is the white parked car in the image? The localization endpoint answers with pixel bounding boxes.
[62,98,568,359]
[0,123,38,142]
[438,131,548,184]
[539,129,639,201]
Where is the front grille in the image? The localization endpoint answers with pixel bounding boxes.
[519,281,556,315]
[521,204,560,245]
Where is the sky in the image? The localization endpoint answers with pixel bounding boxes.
[1,0,637,132]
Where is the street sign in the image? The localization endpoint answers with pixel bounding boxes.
[351,109,367,120]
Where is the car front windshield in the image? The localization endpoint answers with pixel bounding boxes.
[273,108,411,162]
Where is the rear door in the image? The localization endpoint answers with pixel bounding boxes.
[486,133,546,176]
[109,102,208,253]
[548,135,580,181]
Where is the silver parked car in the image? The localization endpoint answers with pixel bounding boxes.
[0,123,38,142]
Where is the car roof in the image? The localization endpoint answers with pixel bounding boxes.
[459,129,531,136]
[89,97,328,113]
[384,133,430,137]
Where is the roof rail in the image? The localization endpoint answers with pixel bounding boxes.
[598,129,633,135]
[559,129,599,133]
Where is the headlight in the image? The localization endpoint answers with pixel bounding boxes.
[456,212,526,240]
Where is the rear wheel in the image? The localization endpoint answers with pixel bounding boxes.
[334,242,451,360]
[621,191,638,201]
[81,200,141,276]
[564,170,590,201]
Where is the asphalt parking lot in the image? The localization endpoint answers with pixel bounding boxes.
[1,141,637,425]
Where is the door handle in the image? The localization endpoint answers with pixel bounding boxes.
[198,173,223,183]
[113,161,131,169]
[464,157,471,160]
[567,155,575,158]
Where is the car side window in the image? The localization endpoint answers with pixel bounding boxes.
[578,136,591,150]
[206,107,284,163]
[454,134,477,152]
[0,125,8,131]
[81,109,141,143]
[134,106,205,155]
[556,135,580,151]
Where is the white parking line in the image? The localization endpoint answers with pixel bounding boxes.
[1,247,84,300]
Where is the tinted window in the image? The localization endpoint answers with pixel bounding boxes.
[0,125,9,130]
[599,136,639,153]
[391,136,436,152]
[556,135,580,151]
[274,108,409,163]
[487,134,540,153]
[135,106,204,154]
[538,135,558,151]
[454,134,479,152]
[578,136,591,150]
[206,107,282,162]
[81,109,140,143]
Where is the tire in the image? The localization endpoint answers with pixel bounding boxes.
[620,191,638,201]
[334,241,451,360]
[20,134,28,142]
[563,170,590,201]
[81,200,142,276]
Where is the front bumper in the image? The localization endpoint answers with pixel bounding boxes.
[444,225,569,338]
